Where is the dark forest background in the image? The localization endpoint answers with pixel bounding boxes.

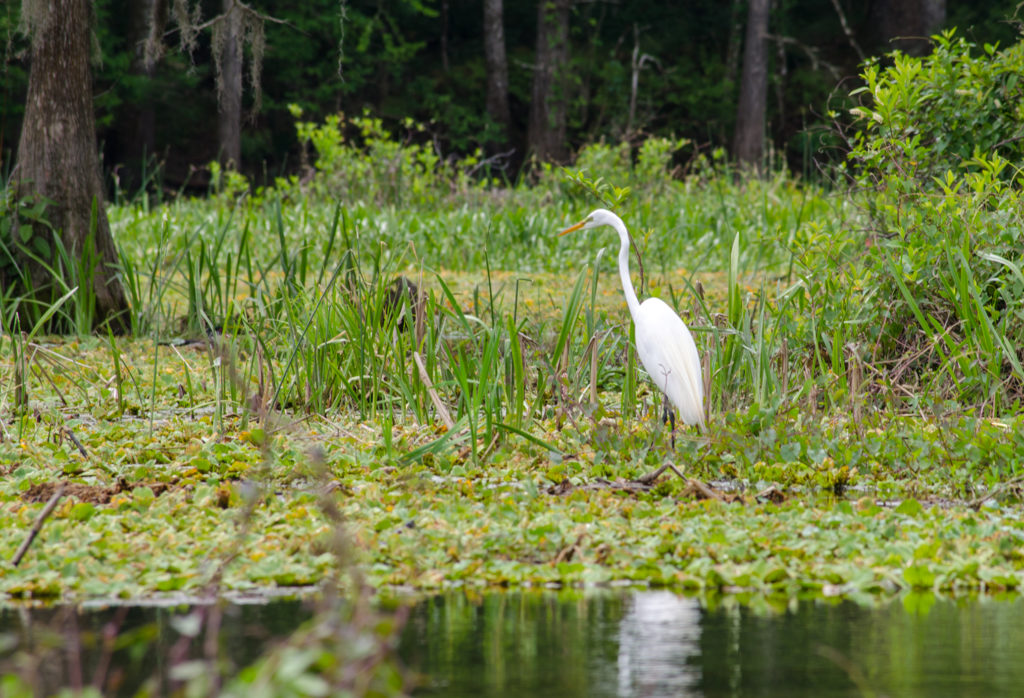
[1,0,1020,194]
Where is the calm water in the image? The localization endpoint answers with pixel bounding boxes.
[3,591,1024,697]
[401,591,1024,697]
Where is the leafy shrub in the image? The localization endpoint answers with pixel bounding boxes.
[537,137,688,206]
[288,106,484,207]
[844,31,1024,192]
[0,187,99,336]
[842,30,1024,407]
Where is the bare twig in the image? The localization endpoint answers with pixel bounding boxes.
[969,474,1024,511]
[637,461,688,485]
[765,34,841,80]
[586,334,599,406]
[553,533,585,564]
[12,483,66,567]
[627,23,661,137]
[685,478,726,501]
[166,0,302,38]
[413,351,454,429]
[63,427,89,458]
[464,149,516,177]
[828,0,866,62]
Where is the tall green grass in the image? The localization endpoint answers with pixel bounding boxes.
[4,93,1017,470]
[95,149,864,466]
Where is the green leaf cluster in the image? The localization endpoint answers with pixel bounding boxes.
[840,30,1024,406]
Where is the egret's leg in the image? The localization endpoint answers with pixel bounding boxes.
[661,404,677,449]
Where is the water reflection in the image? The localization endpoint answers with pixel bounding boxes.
[3,591,1024,697]
[616,591,700,696]
[399,591,1024,698]
[0,598,314,695]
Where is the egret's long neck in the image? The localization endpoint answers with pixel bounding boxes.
[612,219,641,319]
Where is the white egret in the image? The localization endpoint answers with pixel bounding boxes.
[560,209,706,435]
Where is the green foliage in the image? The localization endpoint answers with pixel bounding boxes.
[0,189,53,269]
[11,0,977,190]
[845,31,1024,189]
[0,187,102,337]
[548,136,687,208]
[5,126,1024,626]
[842,30,1024,406]
[290,106,483,206]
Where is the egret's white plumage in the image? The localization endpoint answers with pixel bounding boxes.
[560,209,706,432]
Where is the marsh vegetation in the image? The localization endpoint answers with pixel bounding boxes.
[3,33,1024,695]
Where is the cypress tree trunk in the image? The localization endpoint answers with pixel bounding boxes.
[217,0,244,170]
[127,0,169,187]
[14,0,131,333]
[483,0,512,149]
[871,0,946,55]
[527,0,571,164]
[733,0,770,169]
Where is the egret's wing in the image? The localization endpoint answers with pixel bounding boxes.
[634,298,705,429]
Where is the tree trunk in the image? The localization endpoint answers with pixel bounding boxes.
[441,0,450,72]
[126,0,169,189]
[13,0,130,333]
[724,0,744,84]
[217,0,244,170]
[527,0,572,164]
[733,0,770,169]
[871,0,946,55]
[483,0,511,149]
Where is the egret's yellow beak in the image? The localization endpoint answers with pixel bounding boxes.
[559,218,590,236]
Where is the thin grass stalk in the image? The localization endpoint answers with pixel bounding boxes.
[121,218,181,336]
[273,199,297,292]
[480,328,501,447]
[506,315,526,429]
[11,323,28,412]
[170,343,198,419]
[267,234,352,417]
[76,201,100,334]
[722,232,744,390]
[448,343,477,464]
[881,249,962,398]
[316,204,342,287]
[750,283,773,406]
[960,250,1024,400]
[105,327,125,417]
[212,341,225,433]
[147,332,161,439]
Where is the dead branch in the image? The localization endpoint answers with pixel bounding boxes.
[63,427,89,458]
[828,0,866,62]
[413,351,454,429]
[637,461,688,486]
[12,482,67,567]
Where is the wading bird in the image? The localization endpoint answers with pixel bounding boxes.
[560,209,706,436]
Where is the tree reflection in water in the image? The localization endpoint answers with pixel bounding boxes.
[5,590,1024,697]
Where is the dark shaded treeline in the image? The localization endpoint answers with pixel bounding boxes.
[0,0,1018,192]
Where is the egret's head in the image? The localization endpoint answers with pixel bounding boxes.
[559,208,619,236]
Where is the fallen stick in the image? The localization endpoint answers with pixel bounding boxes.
[64,427,89,458]
[685,477,726,501]
[413,351,454,429]
[12,483,67,567]
[637,461,688,486]
[969,474,1024,511]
